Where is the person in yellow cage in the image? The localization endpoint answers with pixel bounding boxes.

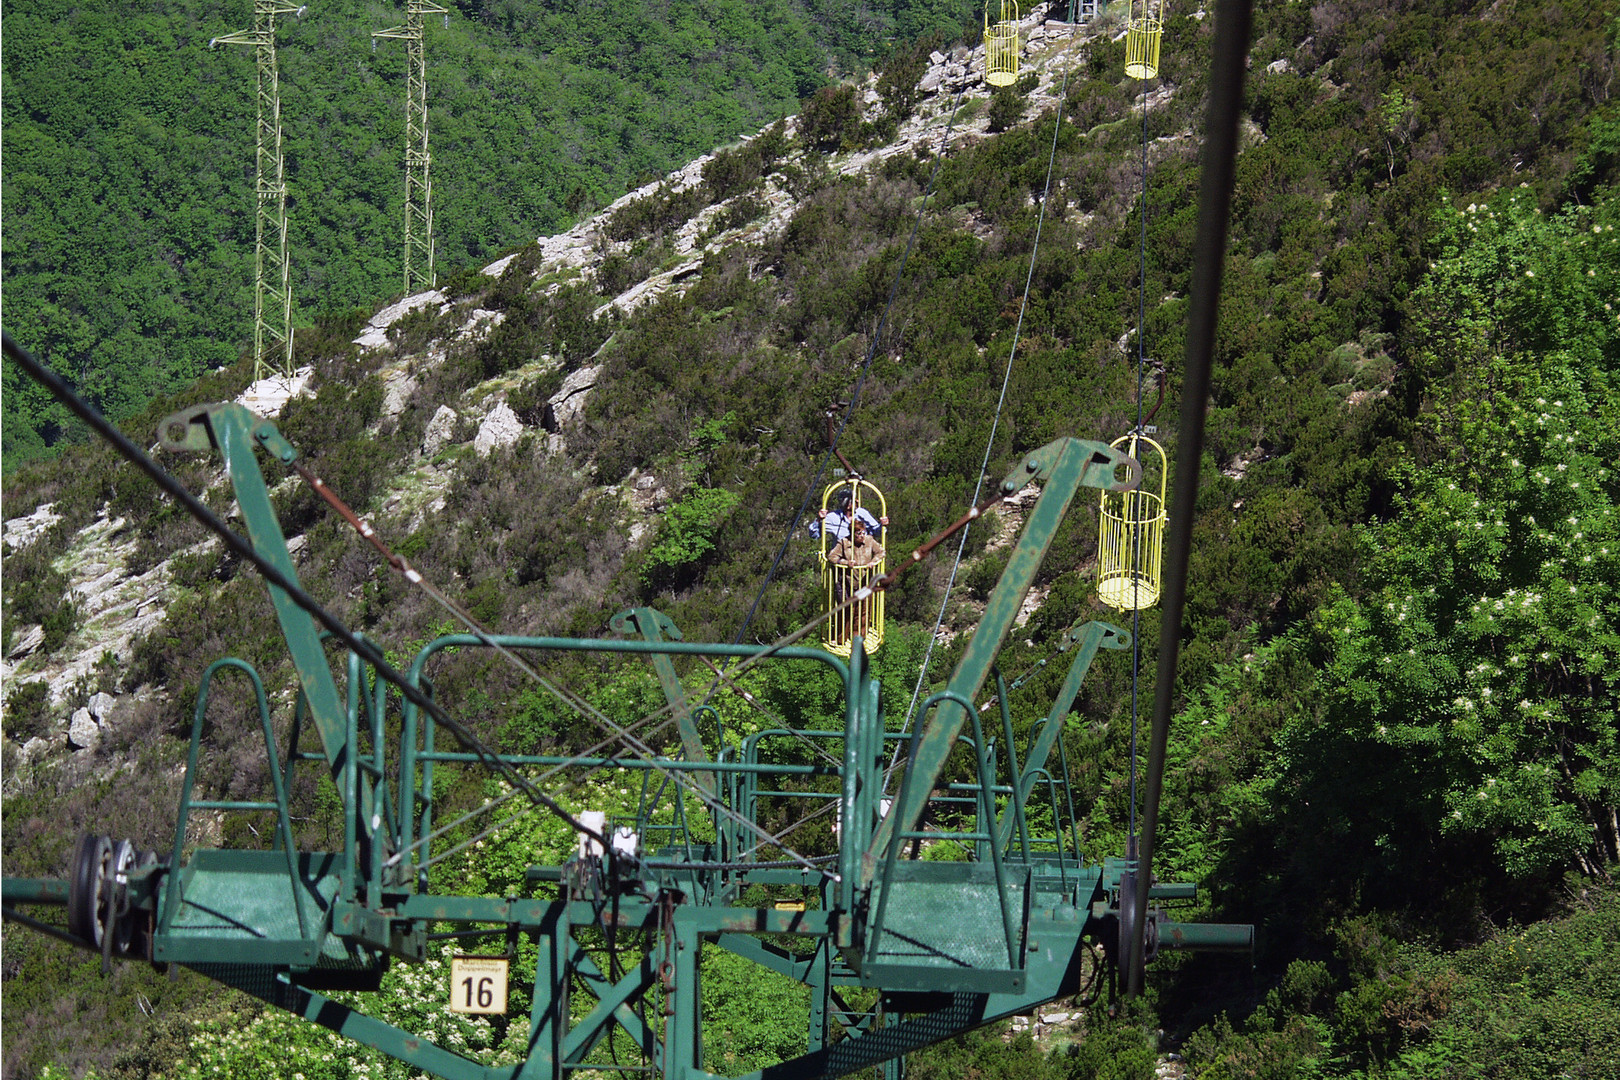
[827,515,884,636]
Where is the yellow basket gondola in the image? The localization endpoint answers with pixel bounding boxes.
[984,0,1021,88]
[818,478,887,658]
[1096,432,1165,611]
[1124,0,1166,81]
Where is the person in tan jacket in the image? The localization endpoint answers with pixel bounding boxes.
[828,516,884,637]
[828,514,884,570]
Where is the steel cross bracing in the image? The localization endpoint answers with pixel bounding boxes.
[374,0,446,295]
[2,414,1252,1080]
[211,0,305,383]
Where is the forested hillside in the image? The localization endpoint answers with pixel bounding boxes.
[0,0,973,465]
[4,0,1620,1077]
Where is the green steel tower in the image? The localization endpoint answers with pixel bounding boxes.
[211,0,307,383]
[374,0,447,295]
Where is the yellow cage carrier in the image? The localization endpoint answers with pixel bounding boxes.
[984,0,1021,87]
[1124,0,1167,81]
[819,479,887,658]
[1096,431,1166,610]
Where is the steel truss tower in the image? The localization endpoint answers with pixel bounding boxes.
[212,0,307,383]
[374,0,447,295]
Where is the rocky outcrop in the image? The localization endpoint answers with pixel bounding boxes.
[422,405,460,458]
[353,289,447,351]
[2,502,61,550]
[474,402,523,456]
[238,366,315,418]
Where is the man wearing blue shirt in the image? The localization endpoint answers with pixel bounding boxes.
[811,491,887,542]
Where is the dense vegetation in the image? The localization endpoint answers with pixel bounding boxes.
[4,0,1619,1077]
[0,0,977,466]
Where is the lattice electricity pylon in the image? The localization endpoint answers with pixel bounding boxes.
[211,0,308,383]
[373,0,447,296]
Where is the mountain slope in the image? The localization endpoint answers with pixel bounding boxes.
[3,2,1618,1077]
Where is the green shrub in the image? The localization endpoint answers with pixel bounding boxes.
[641,486,742,592]
[2,678,53,741]
[604,184,706,242]
[798,84,860,152]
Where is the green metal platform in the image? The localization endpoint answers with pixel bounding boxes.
[860,862,1029,993]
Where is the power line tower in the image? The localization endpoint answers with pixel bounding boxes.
[212,0,308,384]
[374,0,448,296]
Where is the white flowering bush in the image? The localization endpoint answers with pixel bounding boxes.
[178,944,519,1080]
[1313,190,1620,878]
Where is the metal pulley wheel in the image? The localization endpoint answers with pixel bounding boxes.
[68,834,112,945]
[1115,870,1161,970]
[67,834,151,960]
[110,840,137,955]
[1116,867,1138,966]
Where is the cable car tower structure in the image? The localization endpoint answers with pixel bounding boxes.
[374,0,448,296]
[210,0,308,384]
[2,0,1262,1070]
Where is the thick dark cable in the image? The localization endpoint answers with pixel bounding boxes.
[1126,0,1252,997]
[1128,54,1151,851]
[1,331,610,851]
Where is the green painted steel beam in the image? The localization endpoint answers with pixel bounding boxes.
[713,933,814,981]
[1,878,68,905]
[994,620,1129,849]
[422,752,834,777]
[865,438,1137,878]
[563,946,662,1064]
[159,404,366,821]
[1157,920,1253,952]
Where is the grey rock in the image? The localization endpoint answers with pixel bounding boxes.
[474,402,523,457]
[423,405,459,458]
[88,692,116,722]
[67,707,100,750]
[545,365,601,432]
[354,290,447,352]
[382,371,419,419]
[7,624,45,659]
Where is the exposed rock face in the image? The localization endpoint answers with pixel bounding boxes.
[67,707,99,750]
[238,366,315,418]
[474,402,523,456]
[456,309,506,342]
[353,289,447,351]
[2,502,61,550]
[544,366,601,434]
[423,405,459,458]
[382,369,419,419]
[7,625,45,660]
[0,507,175,708]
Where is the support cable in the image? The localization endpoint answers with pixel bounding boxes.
[888,33,1084,785]
[1128,35,1150,853]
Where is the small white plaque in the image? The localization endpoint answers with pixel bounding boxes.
[449,956,509,1014]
